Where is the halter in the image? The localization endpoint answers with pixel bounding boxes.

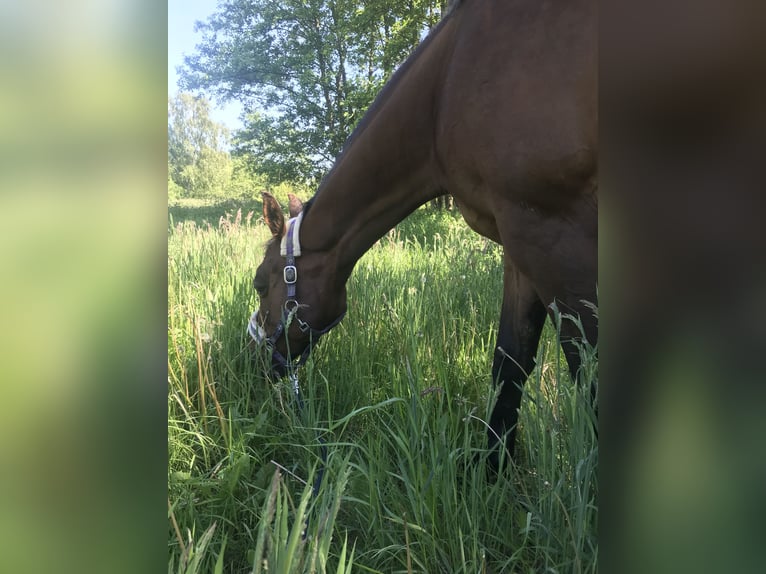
[248,212,345,375]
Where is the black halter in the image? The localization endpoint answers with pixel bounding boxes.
[249,215,345,375]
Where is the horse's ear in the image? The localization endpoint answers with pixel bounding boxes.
[262,192,285,237]
[287,193,303,218]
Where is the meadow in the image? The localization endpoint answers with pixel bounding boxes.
[168,197,597,573]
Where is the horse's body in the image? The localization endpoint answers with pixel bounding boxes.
[252,0,597,468]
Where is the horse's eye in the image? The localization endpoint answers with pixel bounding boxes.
[253,276,268,297]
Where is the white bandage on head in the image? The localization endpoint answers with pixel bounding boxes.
[280,211,303,257]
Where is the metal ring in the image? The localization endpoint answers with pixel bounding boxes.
[284,299,299,312]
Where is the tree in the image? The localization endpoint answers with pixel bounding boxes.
[168,93,233,198]
[179,0,446,185]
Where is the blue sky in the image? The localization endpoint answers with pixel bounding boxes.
[168,0,243,130]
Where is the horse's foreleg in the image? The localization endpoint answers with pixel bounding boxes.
[552,292,598,401]
[549,292,599,451]
[487,262,547,471]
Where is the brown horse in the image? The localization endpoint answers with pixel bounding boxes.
[250,0,597,469]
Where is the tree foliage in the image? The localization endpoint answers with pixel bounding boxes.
[168,93,233,198]
[179,0,447,185]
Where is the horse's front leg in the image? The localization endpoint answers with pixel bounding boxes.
[487,260,547,471]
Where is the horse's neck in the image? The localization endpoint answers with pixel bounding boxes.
[301,16,457,281]
[308,145,439,273]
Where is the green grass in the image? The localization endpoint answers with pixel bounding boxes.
[168,199,597,573]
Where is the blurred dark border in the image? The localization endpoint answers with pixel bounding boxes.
[601,1,766,571]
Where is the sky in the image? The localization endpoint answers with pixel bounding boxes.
[168,0,243,130]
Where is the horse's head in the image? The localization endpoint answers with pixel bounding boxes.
[248,192,346,377]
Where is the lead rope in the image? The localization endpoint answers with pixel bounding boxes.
[283,214,328,538]
[288,371,328,502]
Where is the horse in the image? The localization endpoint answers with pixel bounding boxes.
[249,0,597,470]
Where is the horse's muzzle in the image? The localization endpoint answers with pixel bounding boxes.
[247,308,343,377]
[247,310,293,378]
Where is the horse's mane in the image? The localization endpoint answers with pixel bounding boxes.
[312,3,463,197]
[303,196,315,217]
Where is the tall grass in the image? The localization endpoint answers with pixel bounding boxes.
[168,200,597,573]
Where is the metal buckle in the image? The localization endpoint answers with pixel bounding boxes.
[283,265,297,284]
[297,316,311,333]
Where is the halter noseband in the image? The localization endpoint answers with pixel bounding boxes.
[248,213,345,374]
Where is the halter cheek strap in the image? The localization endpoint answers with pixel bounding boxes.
[281,211,301,311]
